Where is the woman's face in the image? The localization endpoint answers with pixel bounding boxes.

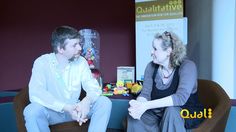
[151,38,171,65]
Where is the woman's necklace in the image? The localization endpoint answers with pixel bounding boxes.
[161,66,174,79]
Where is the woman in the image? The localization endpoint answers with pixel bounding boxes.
[127,31,203,132]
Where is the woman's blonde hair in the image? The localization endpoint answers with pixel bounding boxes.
[154,31,186,67]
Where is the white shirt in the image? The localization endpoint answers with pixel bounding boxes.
[29,53,101,112]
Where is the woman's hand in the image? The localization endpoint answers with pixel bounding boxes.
[128,99,148,120]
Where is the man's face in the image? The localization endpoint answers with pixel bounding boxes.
[60,38,82,61]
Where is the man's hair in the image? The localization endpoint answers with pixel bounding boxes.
[154,31,186,67]
[51,26,81,53]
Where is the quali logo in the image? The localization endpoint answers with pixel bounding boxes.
[180,108,212,119]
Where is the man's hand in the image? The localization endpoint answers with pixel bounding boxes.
[63,104,79,120]
[128,99,148,120]
[76,97,92,125]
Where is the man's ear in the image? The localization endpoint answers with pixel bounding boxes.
[57,46,64,54]
[167,47,172,55]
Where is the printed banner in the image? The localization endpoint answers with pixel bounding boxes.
[136,0,183,21]
[135,0,186,81]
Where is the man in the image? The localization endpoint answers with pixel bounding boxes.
[24,26,112,132]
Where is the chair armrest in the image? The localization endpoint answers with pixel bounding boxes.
[13,87,29,132]
[79,89,87,100]
[193,100,230,132]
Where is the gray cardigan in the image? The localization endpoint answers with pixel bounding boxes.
[139,59,198,106]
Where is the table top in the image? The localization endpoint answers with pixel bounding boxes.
[107,94,136,100]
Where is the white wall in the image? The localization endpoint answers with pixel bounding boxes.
[186,0,236,98]
[235,2,236,98]
[185,0,212,79]
[212,0,235,98]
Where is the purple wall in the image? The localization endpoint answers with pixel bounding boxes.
[0,0,135,90]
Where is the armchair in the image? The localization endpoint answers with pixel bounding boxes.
[192,79,231,132]
[13,87,89,132]
[123,79,231,132]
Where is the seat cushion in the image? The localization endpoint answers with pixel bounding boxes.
[50,121,89,132]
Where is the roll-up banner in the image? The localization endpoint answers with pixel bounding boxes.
[135,0,187,81]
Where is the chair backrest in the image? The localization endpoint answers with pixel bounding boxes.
[13,87,29,132]
[193,79,231,132]
[197,79,229,110]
